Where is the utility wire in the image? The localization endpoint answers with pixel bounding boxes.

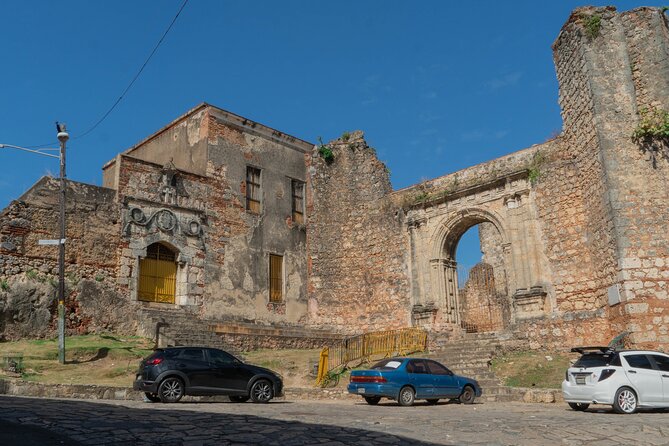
[26,0,189,149]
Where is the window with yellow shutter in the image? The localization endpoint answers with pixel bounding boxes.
[269,254,283,303]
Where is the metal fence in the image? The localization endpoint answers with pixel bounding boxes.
[459,300,509,333]
[316,327,428,386]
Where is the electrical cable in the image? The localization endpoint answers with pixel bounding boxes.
[25,0,190,149]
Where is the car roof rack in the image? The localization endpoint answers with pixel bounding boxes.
[571,346,615,354]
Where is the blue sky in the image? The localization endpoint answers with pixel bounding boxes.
[0,0,657,269]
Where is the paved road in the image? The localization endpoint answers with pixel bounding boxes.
[1,395,669,445]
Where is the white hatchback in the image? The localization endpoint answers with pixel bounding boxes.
[562,347,669,414]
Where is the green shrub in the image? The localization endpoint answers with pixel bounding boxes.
[317,137,335,164]
[582,13,602,39]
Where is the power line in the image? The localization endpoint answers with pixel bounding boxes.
[27,0,190,149]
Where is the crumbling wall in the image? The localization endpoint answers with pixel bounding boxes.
[306,131,411,333]
[0,178,131,339]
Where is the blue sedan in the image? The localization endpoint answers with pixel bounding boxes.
[347,357,482,406]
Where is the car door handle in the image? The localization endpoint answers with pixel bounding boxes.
[628,370,637,374]
[663,374,669,378]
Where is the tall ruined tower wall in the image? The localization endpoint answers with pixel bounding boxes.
[548,7,669,346]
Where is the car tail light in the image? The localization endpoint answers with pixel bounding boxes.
[598,369,615,381]
[146,358,163,366]
[565,370,569,381]
[350,375,387,383]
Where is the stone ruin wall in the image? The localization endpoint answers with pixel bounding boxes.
[306,131,411,333]
[514,7,669,349]
[0,178,131,339]
[479,221,508,297]
[609,8,669,346]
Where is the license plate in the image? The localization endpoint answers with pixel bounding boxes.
[357,388,366,394]
[575,376,586,385]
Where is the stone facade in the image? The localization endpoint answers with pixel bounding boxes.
[1,6,668,351]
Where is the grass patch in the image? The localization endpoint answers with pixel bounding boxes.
[0,334,154,387]
[491,350,573,389]
[243,348,321,388]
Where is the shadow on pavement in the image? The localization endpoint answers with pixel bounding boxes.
[0,396,446,445]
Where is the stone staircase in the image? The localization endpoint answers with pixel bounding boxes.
[137,306,238,353]
[427,331,535,402]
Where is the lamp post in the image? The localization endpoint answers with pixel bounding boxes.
[0,123,69,364]
[56,124,68,364]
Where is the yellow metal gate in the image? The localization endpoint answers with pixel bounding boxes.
[138,246,177,304]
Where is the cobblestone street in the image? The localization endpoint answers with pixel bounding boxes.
[2,396,669,445]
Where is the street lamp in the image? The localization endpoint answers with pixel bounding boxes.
[0,123,69,364]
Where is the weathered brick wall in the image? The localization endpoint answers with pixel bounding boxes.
[0,178,131,339]
[201,110,309,326]
[306,131,411,333]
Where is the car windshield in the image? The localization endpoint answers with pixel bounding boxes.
[574,352,617,368]
[371,359,403,370]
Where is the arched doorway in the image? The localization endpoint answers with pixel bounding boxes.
[138,242,178,304]
[430,209,511,330]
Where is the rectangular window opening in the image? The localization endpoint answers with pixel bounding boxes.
[291,180,305,224]
[246,166,262,213]
[269,254,283,303]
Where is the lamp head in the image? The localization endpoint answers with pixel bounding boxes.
[56,122,69,143]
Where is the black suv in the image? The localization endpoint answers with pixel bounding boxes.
[133,346,283,403]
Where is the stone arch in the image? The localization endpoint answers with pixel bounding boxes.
[430,207,509,260]
[427,207,511,326]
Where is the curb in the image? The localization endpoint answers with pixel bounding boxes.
[0,379,562,403]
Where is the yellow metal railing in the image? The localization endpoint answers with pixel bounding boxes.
[315,327,428,386]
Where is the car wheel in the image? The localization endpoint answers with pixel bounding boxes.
[613,387,638,414]
[158,377,184,403]
[568,402,590,411]
[426,399,439,405]
[229,395,250,403]
[250,379,274,403]
[144,392,161,403]
[458,386,475,405]
[364,396,381,405]
[398,386,415,407]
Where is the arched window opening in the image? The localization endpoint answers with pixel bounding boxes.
[138,243,177,304]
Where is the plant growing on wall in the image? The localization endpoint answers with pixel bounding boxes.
[341,131,350,142]
[0,279,9,291]
[317,137,335,164]
[580,13,602,39]
[527,151,545,185]
[632,107,669,168]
